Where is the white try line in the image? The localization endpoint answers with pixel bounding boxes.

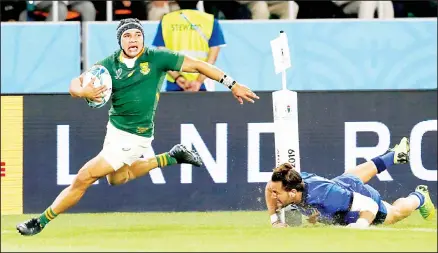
[369,227,437,233]
[3,226,437,234]
[332,226,437,233]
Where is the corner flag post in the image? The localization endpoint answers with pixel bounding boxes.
[270,30,302,226]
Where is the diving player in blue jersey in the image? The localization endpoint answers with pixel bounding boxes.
[265,137,435,229]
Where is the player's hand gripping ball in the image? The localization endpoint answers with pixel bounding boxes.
[81,65,113,108]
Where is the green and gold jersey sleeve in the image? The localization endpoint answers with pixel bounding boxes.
[151,48,185,72]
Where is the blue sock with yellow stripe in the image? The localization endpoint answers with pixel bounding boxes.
[155,153,177,168]
[39,207,58,228]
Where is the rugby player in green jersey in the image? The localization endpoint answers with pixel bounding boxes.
[17,18,259,236]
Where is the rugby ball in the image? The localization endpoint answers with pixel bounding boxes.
[82,65,112,108]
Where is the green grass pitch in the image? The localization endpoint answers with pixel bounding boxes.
[2,211,437,252]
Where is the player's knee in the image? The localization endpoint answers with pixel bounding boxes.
[72,168,96,190]
[106,173,129,186]
[106,176,122,186]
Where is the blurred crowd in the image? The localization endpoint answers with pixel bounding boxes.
[1,0,437,22]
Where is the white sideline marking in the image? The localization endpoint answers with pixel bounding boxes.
[3,227,436,234]
[369,227,437,233]
[332,226,437,233]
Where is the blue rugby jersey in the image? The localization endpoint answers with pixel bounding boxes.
[296,172,384,225]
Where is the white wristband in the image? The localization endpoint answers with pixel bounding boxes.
[219,74,236,89]
[270,214,280,224]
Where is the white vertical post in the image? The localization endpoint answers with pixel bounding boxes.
[82,21,89,72]
[377,1,384,18]
[52,0,58,21]
[282,71,287,90]
[271,31,302,227]
[288,1,296,19]
[106,1,113,21]
[197,1,205,12]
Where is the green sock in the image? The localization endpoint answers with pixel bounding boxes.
[39,207,58,228]
[155,152,177,167]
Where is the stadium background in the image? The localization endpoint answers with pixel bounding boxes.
[0,1,437,251]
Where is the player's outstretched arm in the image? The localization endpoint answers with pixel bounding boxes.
[265,182,278,215]
[195,46,221,85]
[181,56,259,104]
[265,182,288,228]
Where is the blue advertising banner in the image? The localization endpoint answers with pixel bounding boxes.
[1,22,81,94]
[3,20,436,93]
[22,91,437,213]
[86,19,437,91]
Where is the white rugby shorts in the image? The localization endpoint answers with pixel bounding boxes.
[99,122,153,171]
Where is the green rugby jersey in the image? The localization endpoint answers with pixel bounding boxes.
[96,47,184,137]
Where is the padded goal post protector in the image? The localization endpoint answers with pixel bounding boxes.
[1,96,24,215]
